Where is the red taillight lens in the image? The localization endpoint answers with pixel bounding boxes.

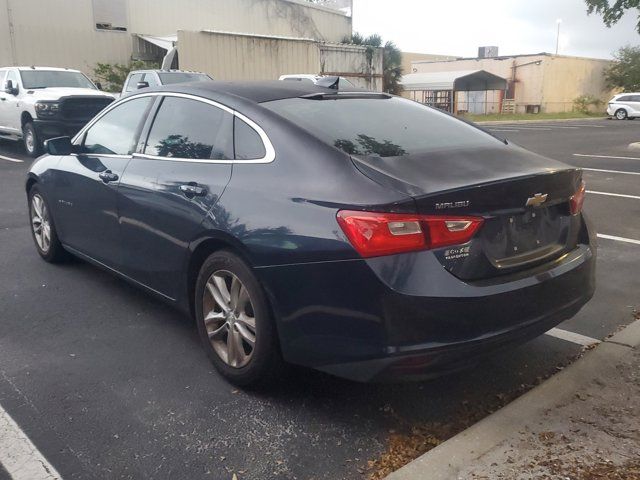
[570,181,586,215]
[336,210,484,258]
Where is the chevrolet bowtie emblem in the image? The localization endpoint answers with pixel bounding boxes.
[526,193,548,207]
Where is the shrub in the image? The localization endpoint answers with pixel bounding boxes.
[573,94,602,114]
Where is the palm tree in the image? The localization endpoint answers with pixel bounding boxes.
[342,33,403,95]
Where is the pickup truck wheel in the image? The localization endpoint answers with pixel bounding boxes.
[23,122,41,157]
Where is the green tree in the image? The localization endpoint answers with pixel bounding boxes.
[585,0,640,32]
[605,45,640,91]
[341,33,403,94]
[92,60,159,92]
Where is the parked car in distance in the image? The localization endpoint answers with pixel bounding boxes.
[279,74,356,89]
[26,81,596,387]
[607,93,640,120]
[0,66,115,156]
[122,69,212,95]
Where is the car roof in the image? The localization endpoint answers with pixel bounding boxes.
[129,69,207,75]
[0,66,82,72]
[614,93,640,97]
[147,80,365,104]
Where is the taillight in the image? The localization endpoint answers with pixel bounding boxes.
[570,180,586,215]
[336,210,484,258]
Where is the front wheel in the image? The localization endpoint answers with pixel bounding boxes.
[23,122,41,157]
[28,185,68,262]
[615,109,628,120]
[195,250,284,387]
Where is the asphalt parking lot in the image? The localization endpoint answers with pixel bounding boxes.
[0,118,638,480]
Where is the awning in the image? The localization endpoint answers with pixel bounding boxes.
[136,34,177,51]
[401,70,507,91]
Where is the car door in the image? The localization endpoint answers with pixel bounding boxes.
[0,70,21,135]
[118,94,233,299]
[51,96,154,268]
[630,95,640,116]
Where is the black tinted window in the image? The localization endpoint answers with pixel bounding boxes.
[144,97,233,160]
[234,117,266,160]
[262,96,502,157]
[617,95,633,102]
[83,97,152,155]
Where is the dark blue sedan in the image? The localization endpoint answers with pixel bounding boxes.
[26,81,596,386]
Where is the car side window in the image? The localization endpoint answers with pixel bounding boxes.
[234,116,266,160]
[82,97,153,155]
[5,70,18,89]
[144,97,234,160]
[618,95,632,102]
[143,73,160,87]
[125,73,143,92]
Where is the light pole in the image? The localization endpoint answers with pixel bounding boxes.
[555,19,562,55]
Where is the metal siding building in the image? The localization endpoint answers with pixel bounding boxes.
[0,0,352,73]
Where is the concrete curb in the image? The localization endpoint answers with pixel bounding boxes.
[628,142,640,151]
[385,319,640,480]
[475,116,607,126]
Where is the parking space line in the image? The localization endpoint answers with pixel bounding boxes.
[583,168,640,176]
[545,327,600,346]
[586,190,640,200]
[574,153,640,161]
[0,155,23,163]
[597,234,640,246]
[0,403,62,480]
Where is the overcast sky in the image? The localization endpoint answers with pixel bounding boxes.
[351,0,639,59]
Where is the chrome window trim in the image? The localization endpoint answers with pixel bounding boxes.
[72,91,275,164]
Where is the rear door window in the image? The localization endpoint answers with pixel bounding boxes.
[617,95,633,102]
[82,97,153,155]
[262,96,502,158]
[144,96,234,160]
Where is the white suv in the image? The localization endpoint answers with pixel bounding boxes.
[607,93,640,120]
[0,67,115,156]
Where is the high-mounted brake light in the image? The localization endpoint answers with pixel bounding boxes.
[570,180,586,215]
[336,210,484,258]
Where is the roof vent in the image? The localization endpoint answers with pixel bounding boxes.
[478,46,499,59]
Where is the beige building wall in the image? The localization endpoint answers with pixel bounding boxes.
[0,0,351,75]
[401,51,456,75]
[411,54,613,114]
[178,30,320,82]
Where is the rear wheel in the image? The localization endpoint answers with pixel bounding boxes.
[23,122,41,157]
[195,250,283,387]
[615,109,628,120]
[28,185,68,262]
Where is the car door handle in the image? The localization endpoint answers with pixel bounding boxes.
[179,183,207,198]
[99,170,119,183]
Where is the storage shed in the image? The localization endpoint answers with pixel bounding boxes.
[401,69,507,114]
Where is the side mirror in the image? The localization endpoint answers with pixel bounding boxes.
[45,136,73,156]
[136,81,149,90]
[4,79,17,95]
[95,81,103,90]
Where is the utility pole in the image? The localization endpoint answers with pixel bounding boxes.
[555,19,562,55]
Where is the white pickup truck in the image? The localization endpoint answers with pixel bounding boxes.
[0,66,115,157]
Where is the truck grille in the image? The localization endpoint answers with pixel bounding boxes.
[60,97,114,121]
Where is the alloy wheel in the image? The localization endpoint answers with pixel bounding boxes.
[25,129,35,153]
[202,270,257,368]
[30,194,51,253]
[616,109,627,120]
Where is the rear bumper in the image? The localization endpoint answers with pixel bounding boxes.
[33,119,86,141]
[256,219,597,382]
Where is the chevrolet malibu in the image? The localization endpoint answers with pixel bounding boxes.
[26,81,596,386]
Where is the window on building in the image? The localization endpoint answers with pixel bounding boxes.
[92,0,127,31]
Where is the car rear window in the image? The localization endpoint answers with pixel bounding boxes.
[261,96,502,157]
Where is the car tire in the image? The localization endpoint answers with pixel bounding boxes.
[23,122,41,157]
[195,250,284,387]
[615,109,628,120]
[28,185,69,263]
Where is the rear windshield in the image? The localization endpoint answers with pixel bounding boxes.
[262,96,502,157]
[20,70,96,89]
[158,73,211,85]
